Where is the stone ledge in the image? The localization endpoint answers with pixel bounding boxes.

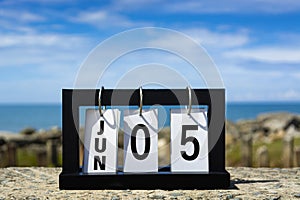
[0,167,299,199]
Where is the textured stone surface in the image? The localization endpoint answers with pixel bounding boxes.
[0,167,299,199]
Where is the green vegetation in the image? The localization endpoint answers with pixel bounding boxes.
[5,134,300,167]
[226,141,242,166]
[226,137,300,167]
[17,148,38,167]
[16,147,62,167]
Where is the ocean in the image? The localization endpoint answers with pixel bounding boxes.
[0,102,300,133]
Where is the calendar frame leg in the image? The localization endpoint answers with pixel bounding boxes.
[60,168,230,189]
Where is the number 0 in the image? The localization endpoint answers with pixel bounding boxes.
[131,124,150,160]
[180,125,200,161]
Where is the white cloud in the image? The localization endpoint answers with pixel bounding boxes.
[19,0,74,3]
[0,9,45,22]
[0,19,35,33]
[0,33,90,48]
[0,9,46,34]
[292,72,300,79]
[0,78,72,103]
[0,0,299,103]
[281,89,300,100]
[224,47,300,64]
[0,32,94,71]
[215,60,300,102]
[111,0,162,11]
[183,28,250,48]
[71,9,150,29]
[0,32,95,103]
[97,50,208,89]
[0,0,74,6]
[109,0,300,14]
[165,0,300,14]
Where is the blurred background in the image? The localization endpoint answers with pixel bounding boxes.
[0,0,300,168]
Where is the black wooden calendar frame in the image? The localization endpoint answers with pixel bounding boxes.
[59,89,230,189]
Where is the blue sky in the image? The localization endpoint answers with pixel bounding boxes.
[1,0,300,103]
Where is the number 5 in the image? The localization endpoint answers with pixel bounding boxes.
[181,125,200,161]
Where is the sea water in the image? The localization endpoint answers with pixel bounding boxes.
[0,102,300,132]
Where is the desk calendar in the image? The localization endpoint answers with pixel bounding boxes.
[59,88,230,189]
